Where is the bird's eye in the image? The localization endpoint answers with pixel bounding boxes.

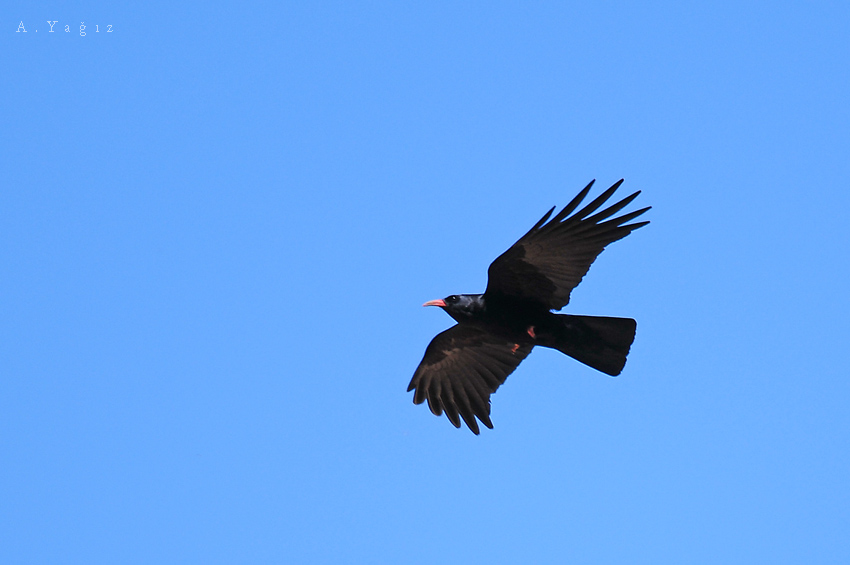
[447,295,459,303]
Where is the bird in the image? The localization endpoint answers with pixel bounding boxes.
[407,179,650,434]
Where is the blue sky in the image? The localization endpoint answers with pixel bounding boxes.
[3,2,849,563]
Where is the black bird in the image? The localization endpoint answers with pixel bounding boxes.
[407,179,650,434]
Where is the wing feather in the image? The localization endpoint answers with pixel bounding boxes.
[407,325,533,434]
[485,180,650,310]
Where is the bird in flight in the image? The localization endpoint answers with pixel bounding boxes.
[408,179,650,434]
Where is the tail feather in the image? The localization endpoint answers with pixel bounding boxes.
[541,314,637,376]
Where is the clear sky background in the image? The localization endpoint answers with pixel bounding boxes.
[3,2,849,563]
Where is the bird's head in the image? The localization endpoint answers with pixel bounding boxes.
[423,294,485,322]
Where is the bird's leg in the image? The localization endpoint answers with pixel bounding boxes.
[526,326,536,339]
[511,343,520,354]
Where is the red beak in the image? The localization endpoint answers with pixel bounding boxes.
[423,299,447,308]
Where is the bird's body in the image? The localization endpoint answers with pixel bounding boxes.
[408,179,650,434]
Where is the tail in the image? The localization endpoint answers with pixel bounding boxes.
[540,314,637,376]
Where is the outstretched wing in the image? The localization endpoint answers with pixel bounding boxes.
[407,325,533,434]
[485,179,650,311]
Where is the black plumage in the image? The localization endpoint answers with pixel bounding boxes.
[407,179,650,434]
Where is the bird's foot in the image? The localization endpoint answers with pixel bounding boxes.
[526,326,536,339]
